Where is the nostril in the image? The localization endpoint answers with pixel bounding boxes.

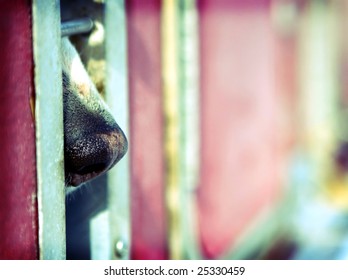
[76,163,107,175]
[65,137,113,175]
[64,129,127,186]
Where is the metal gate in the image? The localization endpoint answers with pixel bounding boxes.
[2,0,348,260]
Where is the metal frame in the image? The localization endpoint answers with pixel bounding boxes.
[162,0,201,260]
[105,0,131,260]
[177,0,201,260]
[32,0,66,260]
[162,0,182,260]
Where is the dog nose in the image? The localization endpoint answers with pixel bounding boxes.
[63,82,128,186]
[65,128,128,186]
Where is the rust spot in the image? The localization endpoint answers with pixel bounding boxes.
[30,95,35,121]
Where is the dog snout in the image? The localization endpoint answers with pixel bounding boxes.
[65,127,128,186]
[61,38,128,188]
[63,73,128,187]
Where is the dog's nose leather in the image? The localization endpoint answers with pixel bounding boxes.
[65,128,127,186]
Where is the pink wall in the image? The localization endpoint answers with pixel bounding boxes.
[198,0,284,258]
[0,0,38,259]
[127,0,168,259]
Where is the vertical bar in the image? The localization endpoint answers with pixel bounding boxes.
[90,210,110,259]
[32,0,66,259]
[178,0,201,259]
[162,0,201,260]
[105,0,131,260]
[0,0,38,259]
[161,0,182,260]
[298,0,340,184]
[292,0,341,258]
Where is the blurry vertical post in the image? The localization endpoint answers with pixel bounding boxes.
[161,0,182,260]
[177,0,201,259]
[32,0,66,259]
[162,0,201,260]
[298,1,341,192]
[105,0,131,260]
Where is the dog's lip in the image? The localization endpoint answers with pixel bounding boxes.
[65,152,124,187]
[66,170,104,187]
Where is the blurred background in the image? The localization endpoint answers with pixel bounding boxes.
[67,0,348,260]
[119,0,348,260]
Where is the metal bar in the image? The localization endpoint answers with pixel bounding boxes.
[90,210,110,259]
[161,0,182,260]
[178,0,201,259]
[291,0,341,259]
[61,17,94,37]
[298,0,340,180]
[105,0,131,260]
[32,0,66,260]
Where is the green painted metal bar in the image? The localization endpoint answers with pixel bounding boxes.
[297,1,340,190]
[105,0,131,260]
[90,210,110,259]
[178,0,201,259]
[290,1,342,255]
[32,0,66,260]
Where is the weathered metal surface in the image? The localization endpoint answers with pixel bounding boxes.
[32,0,66,260]
[61,18,94,37]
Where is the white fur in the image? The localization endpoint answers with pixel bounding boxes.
[61,38,111,115]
